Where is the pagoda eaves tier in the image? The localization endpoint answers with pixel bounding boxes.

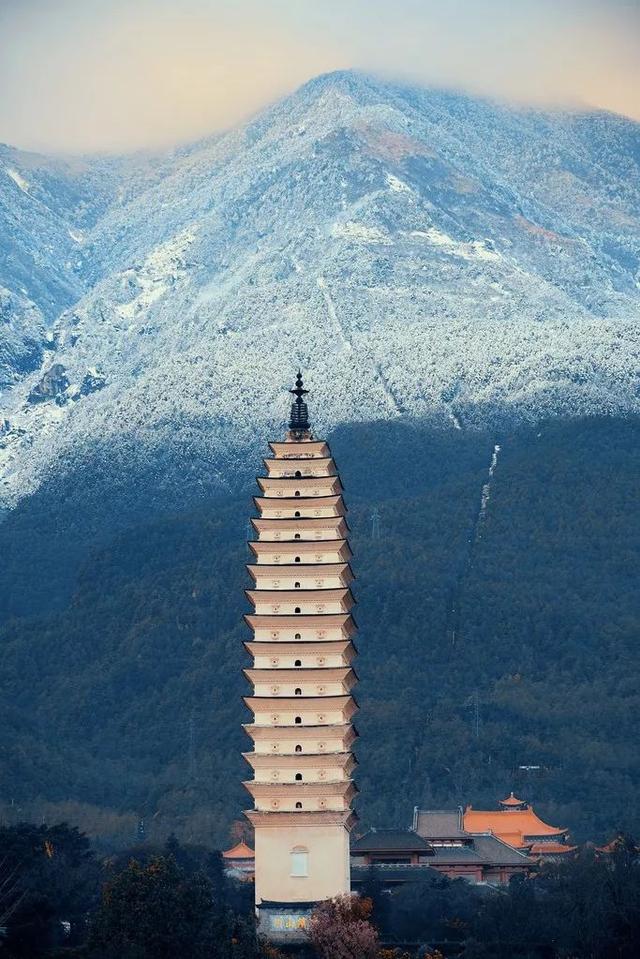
[243,399,358,908]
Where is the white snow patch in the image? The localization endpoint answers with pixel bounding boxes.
[331,221,391,244]
[117,228,196,321]
[468,240,501,261]
[6,168,30,194]
[478,444,502,522]
[410,228,501,261]
[385,172,412,194]
[68,228,84,244]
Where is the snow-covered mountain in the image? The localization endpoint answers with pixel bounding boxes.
[1,71,640,508]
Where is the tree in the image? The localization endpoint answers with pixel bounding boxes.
[384,872,478,947]
[229,819,254,846]
[359,865,389,934]
[87,855,236,959]
[308,894,378,959]
[465,842,640,959]
[0,822,99,957]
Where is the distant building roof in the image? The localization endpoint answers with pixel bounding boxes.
[464,804,567,848]
[414,809,466,839]
[350,826,534,869]
[529,842,577,856]
[427,845,485,865]
[222,841,255,860]
[472,834,535,865]
[415,834,532,867]
[351,863,438,883]
[499,793,528,808]
[351,829,433,853]
[595,835,640,855]
[259,900,318,910]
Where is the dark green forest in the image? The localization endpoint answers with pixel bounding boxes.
[0,416,638,847]
[2,821,640,958]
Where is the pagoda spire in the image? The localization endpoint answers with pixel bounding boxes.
[289,371,310,435]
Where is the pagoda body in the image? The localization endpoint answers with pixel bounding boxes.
[243,374,358,916]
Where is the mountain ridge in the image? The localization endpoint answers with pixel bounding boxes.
[1,69,639,509]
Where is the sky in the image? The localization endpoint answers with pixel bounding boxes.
[0,0,639,153]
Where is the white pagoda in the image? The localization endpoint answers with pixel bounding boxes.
[242,373,358,931]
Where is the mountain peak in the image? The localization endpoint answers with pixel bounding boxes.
[0,76,639,508]
[295,69,380,99]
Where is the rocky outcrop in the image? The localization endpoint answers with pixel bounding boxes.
[79,368,107,397]
[28,363,69,404]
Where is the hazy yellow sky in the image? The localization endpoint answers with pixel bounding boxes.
[0,0,638,153]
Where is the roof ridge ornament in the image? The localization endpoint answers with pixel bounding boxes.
[289,370,311,436]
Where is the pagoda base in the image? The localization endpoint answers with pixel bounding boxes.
[256,900,317,946]
[246,812,354,907]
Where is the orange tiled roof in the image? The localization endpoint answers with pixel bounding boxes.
[529,842,576,855]
[596,835,640,855]
[596,839,620,854]
[463,806,567,848]
[222,841,255,860]
[500,792,526,807]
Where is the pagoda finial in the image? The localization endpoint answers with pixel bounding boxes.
[288,370,310,434]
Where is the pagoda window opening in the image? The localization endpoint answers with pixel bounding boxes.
[295,745,303,752]
[295,491,301,497]
[295,716,302,724]
[294,533,301,540]
[295,511,301,517]
[295,607,301,614]
[295,556,301,563]
[294,804,303,813]
[290,845,308,875]
[295,633,301,639]
[295,659,302,667]
[295,471,302,478]
[295,688,302,696]
[295,773,303,781]
[295,582,301,588]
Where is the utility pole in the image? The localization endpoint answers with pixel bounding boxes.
[471,689,481,738]
[463,689,481,738]
[188,709,197,783]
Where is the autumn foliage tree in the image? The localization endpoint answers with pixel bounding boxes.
[308,894,379,959]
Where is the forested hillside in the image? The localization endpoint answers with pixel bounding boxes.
[1,415,638,847]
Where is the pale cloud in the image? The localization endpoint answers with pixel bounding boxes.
[0,0,638,154]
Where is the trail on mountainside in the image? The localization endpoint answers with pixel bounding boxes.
[477,444,501,538]
[316,276,351,349]
[316,275,405,417]
[411,440,503,775]
[448,409,463,430]
[446,443,502,648]
[374,364,405,416]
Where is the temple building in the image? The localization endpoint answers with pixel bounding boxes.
[242,373,358,938]
[462,794,576,859]
[222,841,255,882]
[351,818,534,887]
[350,794,573,886]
